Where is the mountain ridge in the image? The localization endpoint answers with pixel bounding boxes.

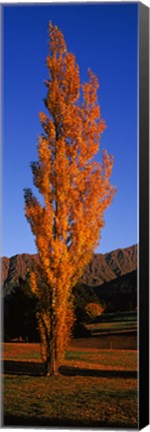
[2,244,137,293]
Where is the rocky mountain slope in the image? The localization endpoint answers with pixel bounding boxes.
[2,244,137,294]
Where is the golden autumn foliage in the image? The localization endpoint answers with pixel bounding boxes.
[24,22,116,375]
[85,302,105,321]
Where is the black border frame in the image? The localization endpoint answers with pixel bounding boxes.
[139,2,149,429]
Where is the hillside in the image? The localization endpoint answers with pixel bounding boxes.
[2,244,137,294]
[94,270,137,312]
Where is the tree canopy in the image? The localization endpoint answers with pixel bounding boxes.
[24,22,116,375]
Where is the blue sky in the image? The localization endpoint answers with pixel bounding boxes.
[2,3,138,258]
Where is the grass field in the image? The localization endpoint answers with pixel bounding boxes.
[87,311,137,334]
[87,319,137,333]
[2,342,138,428]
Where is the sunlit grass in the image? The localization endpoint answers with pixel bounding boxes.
[66,349,137,371]
[3,343,138,370]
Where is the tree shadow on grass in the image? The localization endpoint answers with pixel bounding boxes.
[3,360,45,376]
[3,414,138,428]
[3,360,137,379]
[59,365,137,379]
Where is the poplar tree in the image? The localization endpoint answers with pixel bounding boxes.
[24,22,116,376]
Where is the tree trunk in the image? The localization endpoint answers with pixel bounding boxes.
[45,343,58,376]
[45,354,51,376]
[50,341,58,375]
[45,306,58,376]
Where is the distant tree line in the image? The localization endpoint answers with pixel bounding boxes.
[3,277,104,342]
[3,270,137,342]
